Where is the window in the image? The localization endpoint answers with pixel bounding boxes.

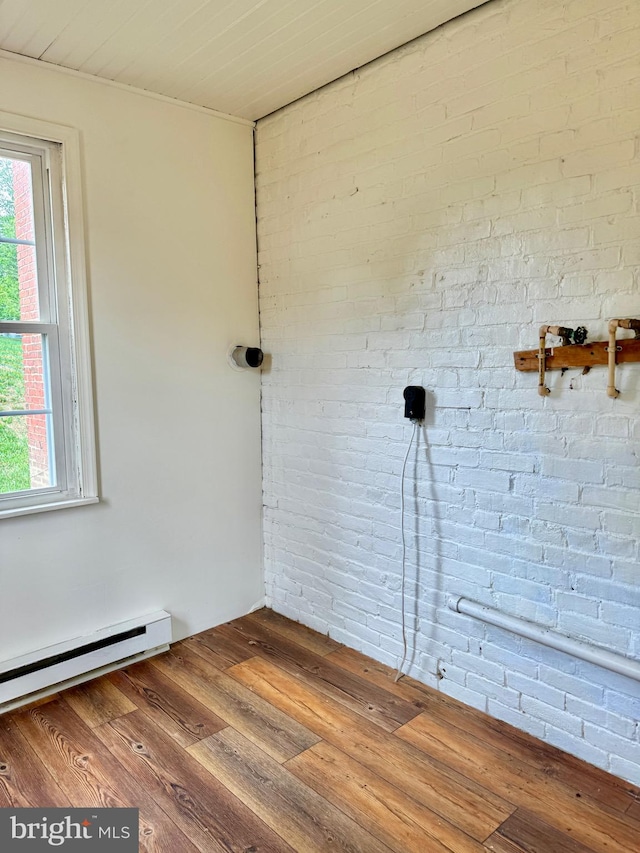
[0,113,97,518]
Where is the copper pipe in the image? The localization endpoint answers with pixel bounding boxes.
[538,326,551,396]
[607,319,640,398]
[538,325,573,396]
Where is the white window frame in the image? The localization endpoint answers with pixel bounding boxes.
[0,111,97,518]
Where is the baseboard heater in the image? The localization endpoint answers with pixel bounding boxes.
[0,610,171,713]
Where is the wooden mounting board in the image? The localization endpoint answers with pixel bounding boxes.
[514,338,640,372]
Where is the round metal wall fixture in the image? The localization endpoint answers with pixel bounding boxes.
[227,345,264,371]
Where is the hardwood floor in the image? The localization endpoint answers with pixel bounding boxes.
[1,608,638,852]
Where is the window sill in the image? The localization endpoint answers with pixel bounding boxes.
[0,496,99,520]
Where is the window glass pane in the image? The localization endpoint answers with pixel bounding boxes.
[0,242,39,322]
[0,332,54,493]
[0,155,39,321]
[0,413,54,493]
[0,332,50,412]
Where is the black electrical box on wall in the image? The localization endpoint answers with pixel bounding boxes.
[403,386,426,421]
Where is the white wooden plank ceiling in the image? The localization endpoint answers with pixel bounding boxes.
[0,0,490,120]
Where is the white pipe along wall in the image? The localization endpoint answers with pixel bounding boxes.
[256,0,640,786]
[448,597,640,683]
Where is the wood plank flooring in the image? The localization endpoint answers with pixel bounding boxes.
[1,609,638,852]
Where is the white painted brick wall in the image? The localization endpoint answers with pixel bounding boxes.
[256,0,640,785]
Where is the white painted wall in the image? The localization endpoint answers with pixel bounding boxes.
[256,0,640,783]
[0,55,264,659]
